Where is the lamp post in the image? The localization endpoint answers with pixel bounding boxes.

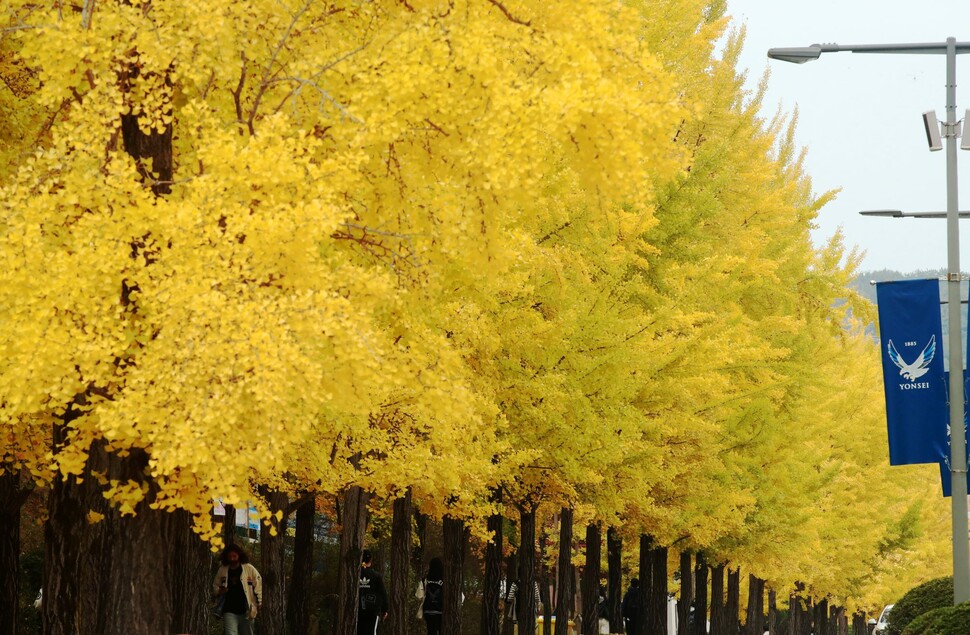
[769,38,970,605]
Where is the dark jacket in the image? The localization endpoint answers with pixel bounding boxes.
[621,586,640,620]
[359,566,388,614]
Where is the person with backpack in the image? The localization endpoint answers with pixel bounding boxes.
[358,550,388,635]
[416,557,445,635]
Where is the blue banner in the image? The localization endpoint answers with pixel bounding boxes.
[876,279,948,465]
[940,304,970,496]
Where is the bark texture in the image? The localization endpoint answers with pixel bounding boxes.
[388,491,412,635]
[725,568,740,635]
[787,591,811,635]
[743,574,764,635]
[851,612,867,635]
[336,485,370,635]
[767,590,777,635]
[287,495,316,635]
[0,470,30,635]
[813,599,828,635]
[692,554,708,635]
[677,551,693,635]
[580,521,601,635]
[169,509,213,635]
[518,506,539,635]
[634,535,651,635]
[481,508,504,635]
[443,515,467,635]
[709,564,725,635]
[46,436,181,635]
[259,487,290,635]
[647,543,667,635]
[555,508,573,635]
[606,528,622,634]
[222,504,236,546]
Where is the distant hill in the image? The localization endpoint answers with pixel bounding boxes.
[850,269,949,305]
[851,269,968,343]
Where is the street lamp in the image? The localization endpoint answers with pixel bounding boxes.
[769,38,970,605]
[860,210,970,219]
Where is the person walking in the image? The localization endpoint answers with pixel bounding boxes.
[416,557,445,635]
[358,549,388,635]
[212,543,262,635]
[506,577,541,633]
[621,579,640,635]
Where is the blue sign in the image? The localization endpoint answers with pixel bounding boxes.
[876,279,949,465]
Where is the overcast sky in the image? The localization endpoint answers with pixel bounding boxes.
[727,0,970,273]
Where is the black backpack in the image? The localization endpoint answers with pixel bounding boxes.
[423,580,443,612]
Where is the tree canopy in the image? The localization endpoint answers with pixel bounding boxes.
[0,0,952,621]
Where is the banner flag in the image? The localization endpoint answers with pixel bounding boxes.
[876,279,948,465]
[942,305,970,496]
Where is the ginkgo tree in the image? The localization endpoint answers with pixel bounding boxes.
[0,1,957,634]
[0,0,698,632]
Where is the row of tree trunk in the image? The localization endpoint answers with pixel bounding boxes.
[519,507,862,635]
[2,471,871,635]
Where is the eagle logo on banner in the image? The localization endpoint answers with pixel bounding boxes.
[888,335,936,382]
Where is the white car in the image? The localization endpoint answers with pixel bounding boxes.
[872,603,894,633]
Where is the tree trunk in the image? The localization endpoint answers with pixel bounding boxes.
[539,521,552,635]
[519,505,539,635]
[47,435,179,635]
[851,612,866,635]
[709,564,725,635]
[288,495,316,635]
[0,470,30,635]
[44,472,98,635]
[482,504,504,635]
[813,599,827,635]
[607,528,622,634]
[259,488,290,635]
[443,515,467,635]
[45,415,102,635]
[503,552,519,635]
[96,449,175,635]
[336,485,370,635]
[834,606,847,635]
[677,551,693,635]
[788,592,811,635]
[99,493,174,635]
[43,58,180,635]
[767,590,777,635]
[802,596,813,635]
[223,503,236,546]
[785,593,798,635]
[648,543,667,635]
[413,508,428,572]
[635,535,652,635]
[169,509,213,635]
[725,568,740,635]
[387,491,412,635]
[556,509,574,635]
[692,554,708,635]
[581,521,601,635]
[120,78,174,196]
[743,575,764,635]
